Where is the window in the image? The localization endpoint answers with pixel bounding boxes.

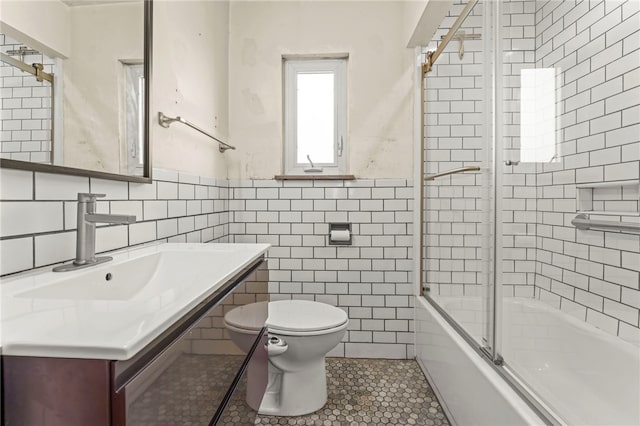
[520,68,559,163]
[284,58,347,175]
[124,62,145,176]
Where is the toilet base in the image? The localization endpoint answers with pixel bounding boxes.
[245,357,268,412]
[255,359,328,417]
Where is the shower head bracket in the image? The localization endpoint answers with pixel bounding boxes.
[441,31,482,60]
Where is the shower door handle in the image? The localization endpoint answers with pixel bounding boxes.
[424,166,481,181]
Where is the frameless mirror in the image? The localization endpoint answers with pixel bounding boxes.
[0,0,151,182]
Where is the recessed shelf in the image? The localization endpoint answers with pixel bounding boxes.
[576,180,639,217]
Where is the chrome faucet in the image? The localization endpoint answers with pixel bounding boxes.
[53,193,136,272]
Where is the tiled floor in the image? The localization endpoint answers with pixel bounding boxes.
[223,358,450,426]
[128,354,244,425]
[129,355,450,426]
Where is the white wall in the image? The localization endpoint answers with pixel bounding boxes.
[405,0,455,48]
[228,1,414,179]
[153,0,229,179]
[402,0,428,46]
[2,1,412,180]
[0,0,70,58]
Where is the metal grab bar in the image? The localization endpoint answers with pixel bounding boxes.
[158,112,235,153]
[571,214,640,234]
[424,166,481,181]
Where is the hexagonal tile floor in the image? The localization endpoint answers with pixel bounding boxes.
[221,358,450,426]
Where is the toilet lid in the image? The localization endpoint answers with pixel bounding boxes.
[224,301,268,331]
[266,300,348,333]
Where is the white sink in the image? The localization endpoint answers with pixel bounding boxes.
[15,248,244,302]
[1,243,270,360]
[16,252,162,301]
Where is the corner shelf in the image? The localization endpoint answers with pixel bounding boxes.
[576,180,640,217]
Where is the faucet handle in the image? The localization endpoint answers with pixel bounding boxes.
[77,193,106,202]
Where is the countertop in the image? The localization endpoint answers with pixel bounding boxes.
[0,243,269,360]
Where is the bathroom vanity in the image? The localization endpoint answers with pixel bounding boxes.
[1,243,270,425]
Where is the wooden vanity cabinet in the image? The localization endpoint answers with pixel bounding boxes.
[3,258,269,426]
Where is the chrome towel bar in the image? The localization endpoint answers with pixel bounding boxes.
[158,112,235,153]
[571,214,640,234]
[425,166,481,181]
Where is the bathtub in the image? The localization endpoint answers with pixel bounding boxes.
[416,296,640,426]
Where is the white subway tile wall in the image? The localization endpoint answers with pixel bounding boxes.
[1,34,54,163]
[228,179,415,359]
[0,170,414,358]
[502,0,539,299]
[0,237,33,276]
[0,169,230,276]
[424,0,639,345]
[533,0,639,343]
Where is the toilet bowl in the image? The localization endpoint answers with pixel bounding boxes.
[224,301,270,412]
[224,300,348,416]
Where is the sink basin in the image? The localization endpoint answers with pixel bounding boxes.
[14,244,252,302]
[16,252,162,301]
[2,243,271,360]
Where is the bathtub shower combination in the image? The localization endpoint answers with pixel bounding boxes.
[415,1,639,425]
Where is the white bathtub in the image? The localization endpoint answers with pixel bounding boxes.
[416,296,640,426]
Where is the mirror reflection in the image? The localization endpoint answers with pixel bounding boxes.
[0,39,54,164]
[0,0,147,177]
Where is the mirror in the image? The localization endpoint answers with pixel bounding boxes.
[0,0,151,182]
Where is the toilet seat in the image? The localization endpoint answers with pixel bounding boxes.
[224,300,348,336]
[267,300,348,336]
[224,300,268,333]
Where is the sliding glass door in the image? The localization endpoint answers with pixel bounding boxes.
[422,0,496,352]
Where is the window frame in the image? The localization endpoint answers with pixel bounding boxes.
[283,57,347,176]
[123,62,145,176]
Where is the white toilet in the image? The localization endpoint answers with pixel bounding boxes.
[224,300,348,416]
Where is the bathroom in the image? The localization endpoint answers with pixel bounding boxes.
[0,0,638,425]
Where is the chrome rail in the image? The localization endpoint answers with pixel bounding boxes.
[571,214,640,233]
[158,112,235,153]
[424,166,481,181]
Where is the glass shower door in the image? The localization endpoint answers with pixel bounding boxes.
[422,0,496,351]
[422,0,639,424]
[495,1,640,424]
